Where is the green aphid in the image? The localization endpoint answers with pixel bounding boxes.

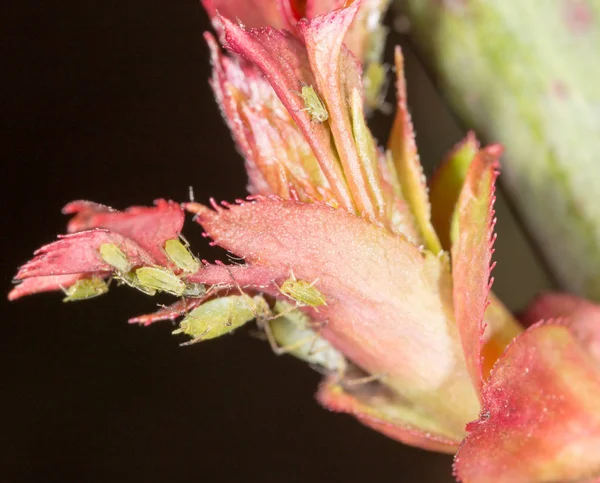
[300,85,329,123]
[182,282,206,298]
[99,243,132,273]
[135,266,186,296]
[173,295,268,344]
[116,271,156,296]
[164,238,200,273]
[62,277,109,302]
[279,271,326,308]
[268,302,345,374]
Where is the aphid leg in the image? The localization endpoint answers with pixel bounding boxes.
[178,326,211,347]
[188,185,195,203]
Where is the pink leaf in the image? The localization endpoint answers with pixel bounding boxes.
[14,229,154,280]
[9,274,96,301]
[454,322,600,483]
[192,197,479,436]
[63,199,184,265]
[451,146,501,396]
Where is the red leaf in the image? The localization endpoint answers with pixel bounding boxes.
[455,322,600,483]
[9,274,94,301]
[14,229,154,280]
[63,199,184,265]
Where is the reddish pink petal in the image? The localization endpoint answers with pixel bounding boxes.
[219,16,355,212]
[63,199,184,265]
[202,0,286,30]
[15,229,154,280]
[9,274,93,301]
[299,4,384,221]
[387,47,441,253]
[318,378,461,453]
[451,146,501,396]
[192,197,479,436]
[522,292,600,364]
[454,322,600,483]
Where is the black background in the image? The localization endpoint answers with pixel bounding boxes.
[0,2,524,482]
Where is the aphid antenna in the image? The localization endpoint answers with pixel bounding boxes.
[178,326,211,347]
[188,185,196,203]
[178,233,191,247]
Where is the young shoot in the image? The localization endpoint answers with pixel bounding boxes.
[173,295,269,344]
[300,85,329,123]
[135,266,186,296]
[62,277,109,302]
[99,243,132,273]
[278,270,327,308]
[164,238,200,273]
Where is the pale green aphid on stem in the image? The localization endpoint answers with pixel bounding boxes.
[135,266,187,296]
[173,295,269,345]
[62,277,109,302]
[278,270,327,308]
[267,301,346,374]
[164,238,200,273]
[300,85,329,123]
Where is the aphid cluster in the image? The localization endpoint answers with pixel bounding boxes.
[91,239,206,300]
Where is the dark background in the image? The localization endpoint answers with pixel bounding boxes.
[1,2,551,482]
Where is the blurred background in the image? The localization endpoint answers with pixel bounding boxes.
[1,1,552,481]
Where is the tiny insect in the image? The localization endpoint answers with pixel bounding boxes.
[164,238,200,273]
[172,295,268,344]
[267,301,346,375]
[99,243,132,273]
[278,270,327,308]
[114,271,156,296]
[135,266,186,296]
[300,85,329,123]
[62,277,109,302]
